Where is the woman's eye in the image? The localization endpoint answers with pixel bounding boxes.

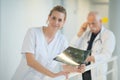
[52,17,56,20]
[58,19,62,22]
[51,16,63,22]
[92,22,95,25]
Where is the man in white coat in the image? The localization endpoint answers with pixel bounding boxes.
[70,11,116,80]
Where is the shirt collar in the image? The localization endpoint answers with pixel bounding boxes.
[87,25,105,41]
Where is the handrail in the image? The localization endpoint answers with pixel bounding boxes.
[69,56,117,80]
[59,56,118,80]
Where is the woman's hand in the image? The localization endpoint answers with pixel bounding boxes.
[61,64,86,79]
[62,64,85,73]
[77,64,86,73]
[53,71,69,79]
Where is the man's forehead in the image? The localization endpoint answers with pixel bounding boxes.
[87,15,96,21]
[88,11,98,15]
[88,12,101,21]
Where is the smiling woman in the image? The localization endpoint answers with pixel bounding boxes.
[11,5,70,80]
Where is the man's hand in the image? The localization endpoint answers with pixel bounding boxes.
[81,22,88,31]
[77,22,88,37]
[85,55,95,63]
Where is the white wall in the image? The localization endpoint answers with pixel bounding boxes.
[63,0,90,41]
[0,0,2,79]
[89,0,109,28]
[109,0,120,80]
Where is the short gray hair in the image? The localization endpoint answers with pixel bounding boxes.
[88,11,102,21]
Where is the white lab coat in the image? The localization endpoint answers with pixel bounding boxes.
[12,27,68,80]
[70,26,116,80]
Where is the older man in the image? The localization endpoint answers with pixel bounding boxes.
[71,11,116,80]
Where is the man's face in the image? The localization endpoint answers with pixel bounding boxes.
[87,15,101,33]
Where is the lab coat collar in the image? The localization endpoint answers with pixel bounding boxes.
[87,25,105,41]
[95,25,105,39]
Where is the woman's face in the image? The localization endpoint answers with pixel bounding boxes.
[48,11,65,30]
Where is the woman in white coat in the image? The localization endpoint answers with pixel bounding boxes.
[71,11,116,80]
[12,5,84,80]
